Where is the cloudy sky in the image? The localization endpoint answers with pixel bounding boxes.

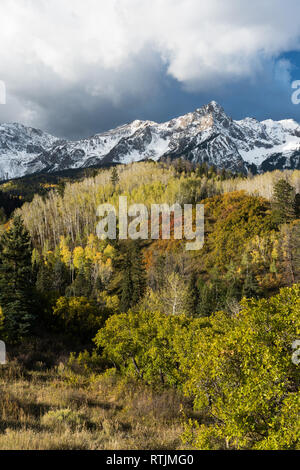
[1,0,300,139]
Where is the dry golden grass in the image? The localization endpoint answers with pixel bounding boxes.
[0,362,190,450]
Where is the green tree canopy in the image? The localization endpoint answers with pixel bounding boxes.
[272,178,296,223]
[179,285,300,450]
[0,216,36,342]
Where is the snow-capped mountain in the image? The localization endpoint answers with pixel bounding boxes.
[0,101,300,180]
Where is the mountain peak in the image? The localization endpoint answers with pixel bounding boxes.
[130,119,157,129]
[200,100,225,113]
[208,100,223,109]
[0,103,299,180]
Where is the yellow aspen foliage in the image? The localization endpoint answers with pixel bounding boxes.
[103,244,115,259]
[86,234,98,251]
[73,246,85,270]
[85,234,104,262]
[59,236,72,266]
[84,245,95,262]
[94,252,103,264]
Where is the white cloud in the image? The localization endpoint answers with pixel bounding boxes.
[0,0,300,133]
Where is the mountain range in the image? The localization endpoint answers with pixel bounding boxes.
[0,101,300,180]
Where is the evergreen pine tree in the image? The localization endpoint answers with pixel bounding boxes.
[66,266,91,298]
[111,167,120,192]
[294,193,300,219]
[220,168,227,181]
[119,242,147,312]
[53,258,69,295]
[185,272,199,317]
[242,271,260,298]
[198,282,214,317]
[120,251,133,312]
[0,216,36,342]
[272,179,296,223]
[36,261,53,293]
[131,242,147,306]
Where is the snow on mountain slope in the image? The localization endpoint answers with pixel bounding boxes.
[236,117,300,167]
[0,101,299,180]
[0,123,58,180]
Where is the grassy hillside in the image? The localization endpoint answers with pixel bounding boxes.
[0,360,191,450]
[0,162,299,450]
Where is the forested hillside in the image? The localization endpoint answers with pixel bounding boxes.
[0,161,299,450]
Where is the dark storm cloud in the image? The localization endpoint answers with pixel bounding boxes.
[1,0,300,138]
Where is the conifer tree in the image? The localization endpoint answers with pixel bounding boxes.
[131,242,147,306]
[197,282,214,317]
[0,216,36,341]
[242,271,260,298]
[120,251,133,312]
[111,167,120,192]
[36,261,53,293]
[272,179,295,223]
[185,272,199,317]
[220,168,227,181]
[53,258,69,295]
[119,241,146,312]
[66,266,91,298]
[294,193,300,219]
